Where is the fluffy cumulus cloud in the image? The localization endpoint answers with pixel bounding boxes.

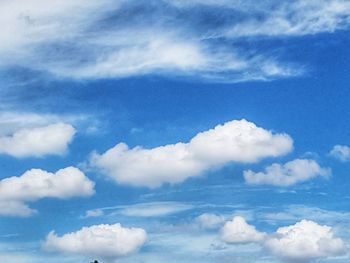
[220,216,346,262]
[195,213,225,229]
[0,167,95,216]
[7,0,350,81]
[265,220,346,262]
[244,159,330,187]
[220,216,266,244]
[92,119,292,188]
[0,123,76,157]
[330,144,350,162]
[43,223,147,260]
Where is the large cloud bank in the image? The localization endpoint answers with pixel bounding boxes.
[221,217,346,262]
[92,119,292,187]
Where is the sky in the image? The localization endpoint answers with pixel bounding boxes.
[0,0,350,262]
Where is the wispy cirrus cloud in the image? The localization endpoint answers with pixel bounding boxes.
[5,0,350,81]
[83,201,194,219]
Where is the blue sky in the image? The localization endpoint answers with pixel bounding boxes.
[1,0,350,262]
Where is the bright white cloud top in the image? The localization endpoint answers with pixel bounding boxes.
[221,216,266,244]
[92,119,292,188]
[330,144,350,162]
[43,224,147,260]
[244,159,330,186]
[0,123,76,158]
[220,216,346,262]
[0,167,94,216]
[265,220,346,262]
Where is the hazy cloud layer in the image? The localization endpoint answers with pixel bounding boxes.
[92,119,292,188]
[3,0,349,81]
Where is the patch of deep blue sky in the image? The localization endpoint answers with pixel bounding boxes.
[0,1,350,262]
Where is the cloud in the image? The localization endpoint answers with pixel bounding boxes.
[220,216,346,262]
[0,0,308,82]
[83,209,104,218]
[91,119,293,188]
[0,123,76,158]
[261,205,350,226]
[265,220,346,262]
[0,167,95,217]
[43,223,147,260]
[330,144,350,162]
[118,202,193,217]
[172,0,350,37]
[220,216,266,244]
[0,111,94,136]
[195,213,225,229]
[228,0,350,37]
[83,202,193,218]
[244,159,330,187]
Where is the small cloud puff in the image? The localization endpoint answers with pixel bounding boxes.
[244,159,330,187]
[330,144,350,162]
[220,216,266,244]
[43,223,147,260]
[196,213,225,230]
[83,209,104,218]
[0,123,76,158]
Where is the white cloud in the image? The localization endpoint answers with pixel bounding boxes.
[0,167,95,217]
[0,0,303,82]
[118,202,193,217]
[265,220,346,262]
[92,119,293,188]
[196,213,225,229]
[193,0,350,37]
[83,209,104,218]
[219,216,347,262]
[43,223,147,260]
[0,111,93,136]
[220,216,266,244]
[244,159,330,187]
[261,205,350,226]
[330,145,350,162]
[0,123,76,158]
[84,202,193,218]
